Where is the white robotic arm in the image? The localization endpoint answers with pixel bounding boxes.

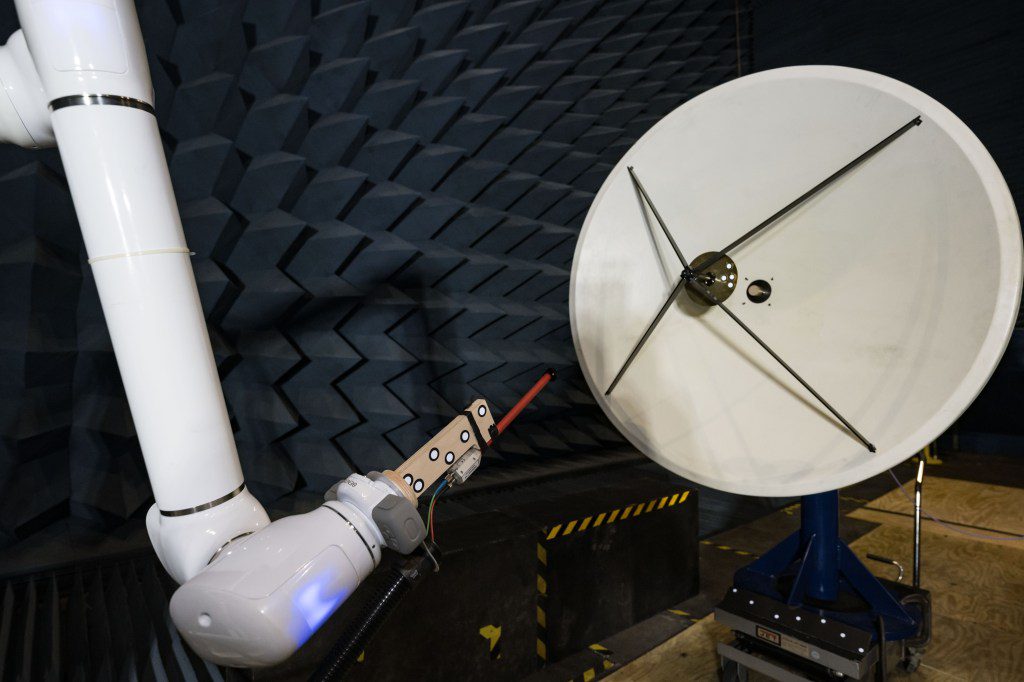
[0,0,506,668]
[3,0,270,584]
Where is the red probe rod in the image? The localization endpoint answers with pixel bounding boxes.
[488,368,556,445]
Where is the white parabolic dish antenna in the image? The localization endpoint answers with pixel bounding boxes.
[570,66,1022,497]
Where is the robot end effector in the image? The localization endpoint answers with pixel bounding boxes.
[169,401,496,668]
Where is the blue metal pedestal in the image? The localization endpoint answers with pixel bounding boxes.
[732,491,920,640]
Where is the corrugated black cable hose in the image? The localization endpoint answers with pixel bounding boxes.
[309,547,436,682]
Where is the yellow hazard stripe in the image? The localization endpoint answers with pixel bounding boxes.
[541,490,693,540]
[701,540,758,558]
[574,647,615,681]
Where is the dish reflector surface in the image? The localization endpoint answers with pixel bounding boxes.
[570,66,1021,496]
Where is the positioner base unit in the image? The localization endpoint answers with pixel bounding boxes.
[717,581,930,680]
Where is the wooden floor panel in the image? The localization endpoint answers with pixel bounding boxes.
[849,475,1024,550]
[606,614,730,681]
[848,523,1024,681]
[609,475,1024,681]
[862,475,1024,535]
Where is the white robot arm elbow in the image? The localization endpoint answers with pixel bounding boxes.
[169,472,431,667]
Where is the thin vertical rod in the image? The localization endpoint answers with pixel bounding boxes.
[913,459,925,588]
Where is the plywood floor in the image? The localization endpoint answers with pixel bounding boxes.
[608,475,1024,681]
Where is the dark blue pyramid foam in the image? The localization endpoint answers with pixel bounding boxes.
[0,0,751,546]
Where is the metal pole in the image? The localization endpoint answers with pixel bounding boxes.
[913,459,925,588]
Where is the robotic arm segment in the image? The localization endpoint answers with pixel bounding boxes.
[170,497,384,668]
[0,30,52,148]
[9,0,270,585]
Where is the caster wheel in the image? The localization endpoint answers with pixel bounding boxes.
[900,646,923,673]
[721,659,748,682]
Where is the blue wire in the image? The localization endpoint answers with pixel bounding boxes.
[428,479,448,539]
[431,479,448,502]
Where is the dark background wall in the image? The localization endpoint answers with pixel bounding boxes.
[751,0,1024,453]
[0,0,748,560]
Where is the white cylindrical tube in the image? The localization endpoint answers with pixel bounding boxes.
[10,0,247,513]
[50,104,243,512]
[11,0,269,585]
